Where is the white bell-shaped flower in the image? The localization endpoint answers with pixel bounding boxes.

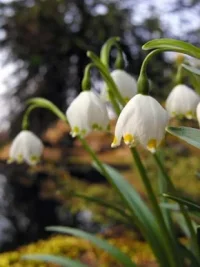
[8,130,44,165]
[101,70,137,101]
[111,94,169,153]
[166,84,200,119]
[196,102,200,126]
[66,91,109,137]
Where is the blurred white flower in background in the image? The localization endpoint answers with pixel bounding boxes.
[8,130,44,165]
[101,70,137,102]
[166,84,200,119]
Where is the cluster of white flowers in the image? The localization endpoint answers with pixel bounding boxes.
[9,68,200,165]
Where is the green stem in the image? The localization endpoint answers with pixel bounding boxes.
[27,98,67,122]
[174,65,183,85]
[81,62,121,115]
[22,104,38,130]
[138,49,166,94]
[155,152,183,265]
[153,152,200,261]
[87,51,126,107]
[100,36,121,69]
[156,151,174,230]
[81,63,95,91]
[130,147,180,267]
[22,98,67,130]
[78,136,171,266]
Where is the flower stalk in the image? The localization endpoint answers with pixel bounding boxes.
[130,147,181,267]
[153,152,200,261]
[87,51,126,107]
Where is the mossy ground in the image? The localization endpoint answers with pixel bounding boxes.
[0,231,156,267]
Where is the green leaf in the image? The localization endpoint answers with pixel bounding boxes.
[182,64,200,76]
[163,193,200,212]
[46,226,137,267]
[92,162,172,266]
[72,192,131,221]
[181,64,200,94]
[22,254,87,267]
[166,126,200,149]
[183,67,200,94]
[160,202,180,211]
[179,245,200,267]
[142,38,200,59]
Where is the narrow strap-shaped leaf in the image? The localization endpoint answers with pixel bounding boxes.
[163,193,200,212]
[182,64,200,76]
[166,126,200,149]
[22,254,87,267]
[179,245,200,267]
[92,162,172,267]
[46,226,137,267]
[72,192,131,220]
[182,64,200,94]
[142,38,200,59]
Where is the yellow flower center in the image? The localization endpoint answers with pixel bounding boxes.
[123,134,135,146]
[7,158,14,164]
[124,97,130,103]
[111,136,118,148]
[30,155,40,164]
[147,139,157,153]
[71,126,86,137]
[17,154,24,163]
[73,126,80,134]
[185,110,194,119]
[92,123,102,130]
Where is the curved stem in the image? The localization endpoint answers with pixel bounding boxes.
[130,147,180,267]
[174,65,183,85]
[81,62,121,115]
[81,63,95,91]
[22,98,67,130]
[27,98,67,122]
[137,49,165,94]
[87,51,126,107]
[22,104,38,130]
[100,36,121,69]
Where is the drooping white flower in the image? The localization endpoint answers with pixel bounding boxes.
[166,84,200,119]
[111,94,169,153]
[101,70,137,102]
[196,102,200,126]
[66,91,109,137]
[8,130,44,165]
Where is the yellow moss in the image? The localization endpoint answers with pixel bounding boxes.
[0,233,156,267]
